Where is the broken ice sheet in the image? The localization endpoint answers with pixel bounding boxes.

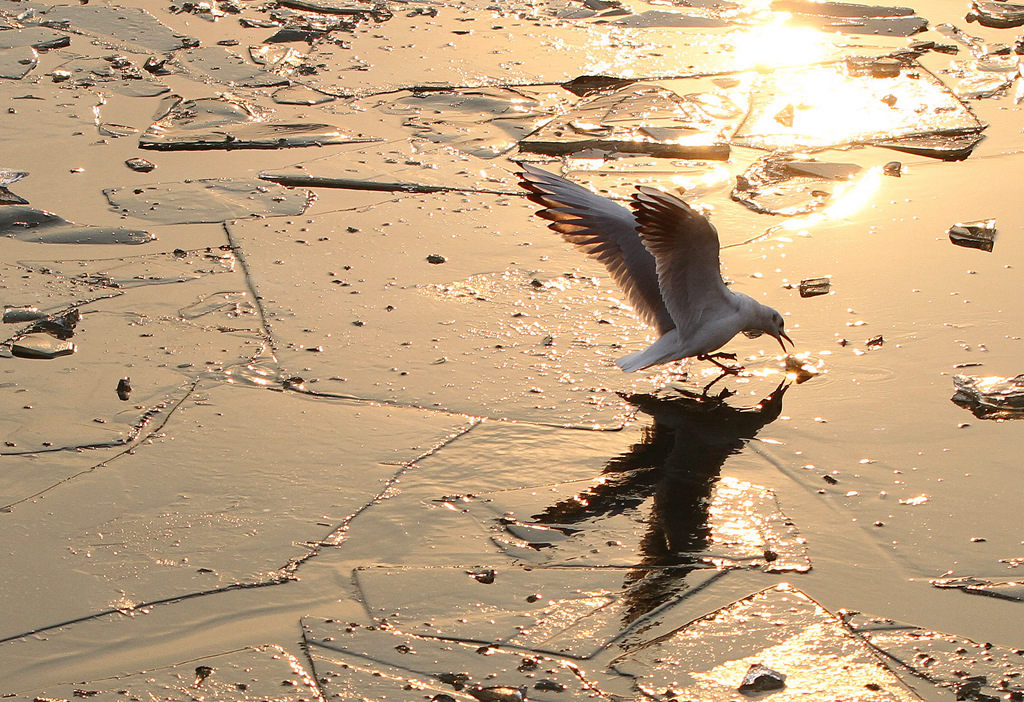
[612,585,919,701]
[304,618,597,701]
[0,26,69,50]
[519,81,733,160]
[876,130,986,161]
[18,247,238,290]
[138,96,377,151]
[783,1,928,37]
[299,5,893,98]
[272,83,335,105]
[12,645,319,702]
[0,382,470,638]
[843,610,1024,700]
[15,3,198,53]
[0,45,36,80]
[45,56,169,97]
[455,385,809,571]
[611,10,730,28]
[0,205,153,245]
[179,46,289,87]
[947,217,996,251]
[9,333,75,359]
[732,153,863,216]
[951,374,1024,419]
[733,58,984,152]
[378,86,561,159]
[967,0,1024,28]
[0,262,89,321]
[947,56,1018,100]
[104,178,312,224]
[350,565,721,658]
[0,278,262,454]
[931,576,1024,602]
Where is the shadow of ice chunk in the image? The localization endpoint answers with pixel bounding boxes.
[613,585,920,701]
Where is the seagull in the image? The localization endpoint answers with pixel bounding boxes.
[518,163,792,373]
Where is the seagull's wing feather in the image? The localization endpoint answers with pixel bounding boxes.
[518,164,674,334]
[631,186,732,333]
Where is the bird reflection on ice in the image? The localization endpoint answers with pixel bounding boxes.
[530,381,788,559]
[492,380,802,620]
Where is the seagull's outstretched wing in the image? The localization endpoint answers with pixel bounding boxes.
[518,163,674,334]
[631,186,732,334]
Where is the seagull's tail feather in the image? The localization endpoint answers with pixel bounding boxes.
[615,331,681,373]
[615,349,653,373]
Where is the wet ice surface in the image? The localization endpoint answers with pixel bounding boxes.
[3,0,1024,697]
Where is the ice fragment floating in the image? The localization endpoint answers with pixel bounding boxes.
[952,374,1024,418]
[9,334,76,359]
[798,277,831,297]
[947,218,996,251]
[2,306,45,323]
[739,663,787,692]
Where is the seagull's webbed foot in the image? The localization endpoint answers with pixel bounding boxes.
[697,352,744,374]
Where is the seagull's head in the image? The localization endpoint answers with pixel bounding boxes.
[744,308,793,352]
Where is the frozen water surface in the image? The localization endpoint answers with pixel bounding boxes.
[3,0,1024,696]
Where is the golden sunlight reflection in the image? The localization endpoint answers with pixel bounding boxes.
[732,16,833,70]
[773,167,883,234]
[668,163,732,193]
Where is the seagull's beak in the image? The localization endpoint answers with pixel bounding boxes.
[774,330,793,352]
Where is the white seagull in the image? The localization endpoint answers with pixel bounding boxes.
[518,163,792,373]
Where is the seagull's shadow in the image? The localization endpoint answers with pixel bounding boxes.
[529,377,790,621]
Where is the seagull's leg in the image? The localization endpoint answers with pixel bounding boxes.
[701,370,733,396]
[697,353,743,374]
